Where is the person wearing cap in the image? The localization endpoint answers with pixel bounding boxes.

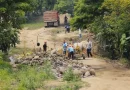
[63,41,68,55]
[43,42,47,52]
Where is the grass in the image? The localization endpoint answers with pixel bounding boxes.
[0,55,56,90]
[22,16,44,30]
[52,82,82,90]
[119,58,130,68]
[43,66,89,90]
[46,81,90,90]
[63,67,81,82]
[9,47,33,56]
[22,21,44,30]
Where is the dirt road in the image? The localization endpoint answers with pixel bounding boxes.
[17,15,130,90]
[79,58,130,90]
[18,26,130,90]
[17,14,77,50]
[18,26,84,50]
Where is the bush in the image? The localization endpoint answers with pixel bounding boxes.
[0,58,56,90]
[63,68,81,82]
[0,56,14,90]
[15,61,55,90]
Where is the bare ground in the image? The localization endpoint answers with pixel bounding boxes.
[17,15,130,90]
[79,58,130,90]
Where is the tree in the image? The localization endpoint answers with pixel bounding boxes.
[90,0,130,59]
[70,0,104,29]
[0,0,37,52]
[54,0,74,14]
[45,0,57,10]
[71,0,130,59]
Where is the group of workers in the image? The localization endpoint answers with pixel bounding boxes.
[41,15,92,60]
[63,41,74,60]
[62,39,93,60]
[42,39,92,60]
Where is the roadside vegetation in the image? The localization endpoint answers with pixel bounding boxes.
[0,53,55,90]
[70,0,130,63]
[23,21,44,30]
[0,48,88,90]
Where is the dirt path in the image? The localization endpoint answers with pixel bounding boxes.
[17,15,130,90]
[17,14,76,50]
[17,26,84,50]
[79,58,130,90]
[18,27,130,90]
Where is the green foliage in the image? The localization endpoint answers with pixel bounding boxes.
[23,21,44,30]
[70,0,104,29]
[54,0,74,14]
[42,61,56,80]
[0,69,14,90]
[0,27,20,52]
[0,61,55,90]
[0,55,12,69]
[63,68,81,82]
[16,67,44,90]
[9,47,32,56]
[86,0,130,59]
[44,0,57,10]
[70,0,130,59]
[119,58,130,65]
[0,0,38,53]
[0,54,14,90]
[0,51,56,90]
[26,0,57,18]
[16,64,55,90]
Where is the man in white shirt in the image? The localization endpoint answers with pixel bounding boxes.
[79,28,82,38]
[86,39,92,58]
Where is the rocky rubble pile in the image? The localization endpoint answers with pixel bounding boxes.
[11,51,96,78]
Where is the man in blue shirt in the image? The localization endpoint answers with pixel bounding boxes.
[67,45,74,60]
[63,41,67,55]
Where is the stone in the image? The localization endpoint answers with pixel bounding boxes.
[73,69,82,76]
[57,67,66,74]
[22,61,29,65]
[17,60,22,63]
[33,56,40,59]
[89,69,96,76]
[68,64,73,68]
[85,71,91,77]
[25,56,32,60]
[51,49,57,55]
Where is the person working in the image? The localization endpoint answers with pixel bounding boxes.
[68,45,74,60]
[65,24,70,33]
[79,28,82,38]
[43,42,47,52]
[86,39,92,58]
[64,15,68,25]
[63,41,68,55]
